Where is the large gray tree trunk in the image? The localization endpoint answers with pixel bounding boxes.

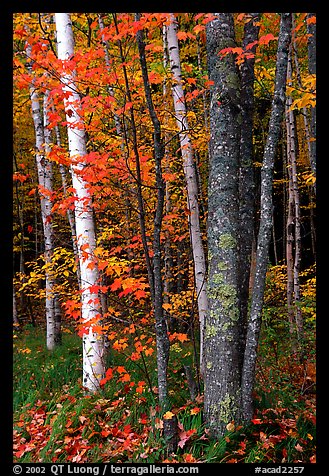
[241,13,292,422]
[204,13,243,437]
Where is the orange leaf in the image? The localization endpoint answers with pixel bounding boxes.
[110,278,122,291]
[176,31,188,41]
[120,373,131,382]
[101,429,111,438]
[116,366,126,374]
[144,348,154,356]
[163,411,175,420]
[183,453,197,463]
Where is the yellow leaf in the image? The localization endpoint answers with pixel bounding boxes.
[163,411,175,420]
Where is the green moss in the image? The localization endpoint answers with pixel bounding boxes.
[213,272,224,285]
[209,309,218,320]
[218,392,239,424]
[217,261,227,271]
[217,284,237,309]
[208,281,239,322]
[219,233,236,250]
[205,324,217,339]
[221,321,231,333]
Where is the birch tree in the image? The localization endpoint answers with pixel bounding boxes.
[285,48,303,346]
[306,13,316,191]
[241,13,292,422]
[55,12,105,393]
[166,13,208,367]
[27,44,61,350]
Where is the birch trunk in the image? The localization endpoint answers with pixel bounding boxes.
[166,13,208,368]
[54,121,81,288]
[306,13,316,192]
[162,27,174,329]
[204,13,242,437]
[27,45,61,350]
[55,12,105,393]
[43,90,62,348]
[286,142,295,335]
[285,51,304,344]
[241,13,292,422]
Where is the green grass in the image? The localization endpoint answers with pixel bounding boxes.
[13,322,316,464]
[13,326,82,412]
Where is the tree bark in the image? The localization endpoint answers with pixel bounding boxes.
[166,13,208,369]
[285,50,304,345]
[238,12,260,371]
[54,122,81,288]
[286,133,295,335]
[306,13,316,192]
[27,44,61,350]
[112,13,155,305]
[43,90,62,348]
[136,16,170,408]
[55,12,105,393]
[204,13,242,437]
[241,13,292,422]
[13,286,20,326]
[136,16,178,451]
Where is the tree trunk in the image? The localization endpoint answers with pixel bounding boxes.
[55,12,105,393]
[136,16,178,451]
[13,287,20,326]
[204,13,242,437]
[166,13,208,368]
[162,28,175,330]
[43,90,62,348]
[54,120,81,288]
[241,13,292,422]
[285,50,304,346]
[238,12,260,370]
[27,45,61,350]
[306,13,316,192]
[286,137,295,335]
[112,13,155,304]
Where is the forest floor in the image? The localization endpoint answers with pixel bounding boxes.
[13,317,316,464]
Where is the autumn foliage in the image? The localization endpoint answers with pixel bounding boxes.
[13,12,316,464]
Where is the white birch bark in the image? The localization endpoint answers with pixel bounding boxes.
[43,90,62,349]
[53,120,81,288]
[166,14,208,367]
[27,43,60,350]
[55,12,105,392]
[285,51,304,342]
